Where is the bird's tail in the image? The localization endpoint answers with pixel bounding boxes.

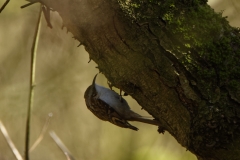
[128,117,161,126]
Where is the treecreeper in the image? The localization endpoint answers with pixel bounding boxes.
[84,74,161,131]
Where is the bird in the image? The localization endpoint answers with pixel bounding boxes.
[84,74,161,131]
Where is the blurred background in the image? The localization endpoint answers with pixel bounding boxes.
[0,0,239,160]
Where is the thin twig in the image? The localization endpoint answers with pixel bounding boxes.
[29,113,53,152]
[21,1,53,29]
[25,5,42,160]
[21,1,37,9]
[0,121,23,160]
[49,131,76,160]
[0,0,10,13]
[42,5,53,28]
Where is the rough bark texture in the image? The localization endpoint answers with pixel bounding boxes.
[29,0,240,159]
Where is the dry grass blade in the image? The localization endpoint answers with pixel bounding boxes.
[25,4,42,160]
[29,113,53,152]
[49,131,76,160]
[0,121,23,160]
[0,0,10,13]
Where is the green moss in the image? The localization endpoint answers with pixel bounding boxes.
[164,5,240,101]
[118,0,240,101]
[195,32,240,98]
[191,92,240,150]
[118,0,240,152]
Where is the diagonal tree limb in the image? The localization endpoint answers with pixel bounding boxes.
[16,0,240,159]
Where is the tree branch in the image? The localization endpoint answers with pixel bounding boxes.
[23,0,240,159]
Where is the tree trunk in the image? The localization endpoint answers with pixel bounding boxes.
[29,0,240,159]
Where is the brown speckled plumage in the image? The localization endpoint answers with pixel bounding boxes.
[84,74,161,131]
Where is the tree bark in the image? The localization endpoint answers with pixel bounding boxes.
[28,0,240,159]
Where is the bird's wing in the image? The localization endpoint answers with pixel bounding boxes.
[107,107,138,131]
[89,96,138,131]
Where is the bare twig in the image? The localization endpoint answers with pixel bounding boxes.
[41,5,53,28]
[0,0,9,13]
[21,1,38,9]
[25,5,42,160]
[49,131,76,160]
[29,113,53,152]
[0,121,23,160]
[21,1,53,29]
